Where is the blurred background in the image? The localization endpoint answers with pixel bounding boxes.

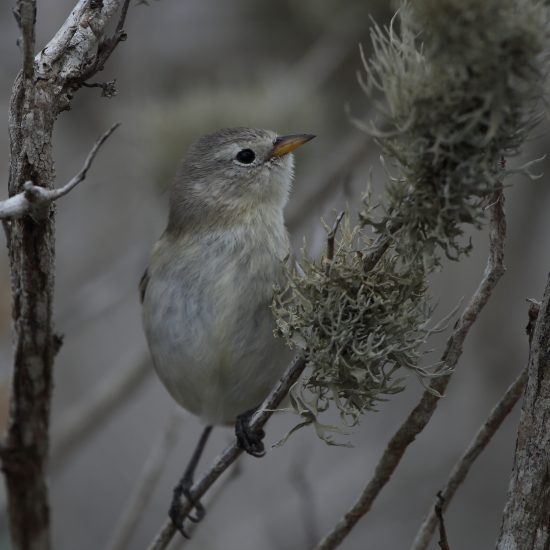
[0,1,549,549]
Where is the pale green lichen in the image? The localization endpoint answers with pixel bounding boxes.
[273,0,549,443]
[356,0,548,264]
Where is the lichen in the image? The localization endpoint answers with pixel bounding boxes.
[273,0,549,443]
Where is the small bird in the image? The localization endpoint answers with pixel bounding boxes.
[140,127,314,533]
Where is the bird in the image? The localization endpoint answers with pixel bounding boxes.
[140,127,314,534]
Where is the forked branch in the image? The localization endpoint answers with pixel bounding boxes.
[0,123,119,221]
[314,190,507,550]
[411,366,527,550]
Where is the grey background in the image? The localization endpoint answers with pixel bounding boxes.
[0,1,549,549]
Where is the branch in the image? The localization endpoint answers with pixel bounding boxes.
[0,123,119,221]
[80,0,131,82]
[3,2,131,547]
[36,0,131,86]
[146,354,308,550]
[14,0,36,79]
[411,366,527,550]
[314,190,507,550]
[146,213,397,549]
[496,272,550,549]
[434,492,451,550]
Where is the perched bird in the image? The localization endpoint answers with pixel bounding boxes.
[140,127,314,533]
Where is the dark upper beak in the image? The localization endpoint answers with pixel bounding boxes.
[271,134,315,157]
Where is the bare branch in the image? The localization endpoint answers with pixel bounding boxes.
[14,0,36,79]
[81,0,132,81]
[0,123,119,221]
[48,123,120,200]
[314,190,507,550]
[496,272,550,549]
[145,206,398,549]
[176,461,243,545]
[3,2,131,545]
[325,211,345,274]
[411,366,527,550]
[36,1,131,85]
[146,355,308,550]
[106,411,182,550]
[434,492,451,550]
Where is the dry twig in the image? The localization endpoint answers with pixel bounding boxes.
[434,492,451,550]
[314,190,507,550]
[0,123,119,221]
[146,355,307,550]
[411,367,527,550]
[147,212,360,549]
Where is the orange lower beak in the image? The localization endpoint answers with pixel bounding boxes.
[271,134,315,157]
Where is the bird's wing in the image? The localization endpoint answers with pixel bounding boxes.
[139,268,149,304]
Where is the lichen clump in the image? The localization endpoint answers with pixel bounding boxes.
[274,226,433,430]
[273,0,549,442]
[359,0,548,264]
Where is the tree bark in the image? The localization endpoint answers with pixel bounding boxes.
[3,54,58,550]
[2,2,130,548]
[496,274,550,549]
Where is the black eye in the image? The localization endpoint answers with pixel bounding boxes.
[236,148,256,164]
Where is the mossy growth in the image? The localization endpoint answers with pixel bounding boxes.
[273,0,549,443]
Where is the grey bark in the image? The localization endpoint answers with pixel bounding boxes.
[496,275,550,550]
[1,2,130,549]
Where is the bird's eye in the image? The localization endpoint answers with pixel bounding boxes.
[235,148,256,164]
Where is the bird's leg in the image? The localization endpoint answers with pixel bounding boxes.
[169,425,213,537]
[235,407,266,457]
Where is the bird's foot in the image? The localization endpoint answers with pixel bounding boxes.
[235,408,266,457]
[169,479,206,538]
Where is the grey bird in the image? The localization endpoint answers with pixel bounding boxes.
[140,127,314,534]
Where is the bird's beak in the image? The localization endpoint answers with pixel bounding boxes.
[271,134,315,158]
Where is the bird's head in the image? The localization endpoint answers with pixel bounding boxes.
[168,127,314,231]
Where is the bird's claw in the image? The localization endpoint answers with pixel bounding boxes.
[236,409,266,457]
[169,480,206,537]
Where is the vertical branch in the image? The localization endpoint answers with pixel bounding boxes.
[14,0,36,80]
[3,3,55,548]
[496,274,550,549]
[1,2,131,549]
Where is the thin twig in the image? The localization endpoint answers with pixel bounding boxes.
[410,366,527,550]
[325,211,345,275]
[106,411,182,550]
[146,355,307,550]
[314,190,506,550]
[176,460,244,546]
[0,123,119,220]
[435,492,451,550]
